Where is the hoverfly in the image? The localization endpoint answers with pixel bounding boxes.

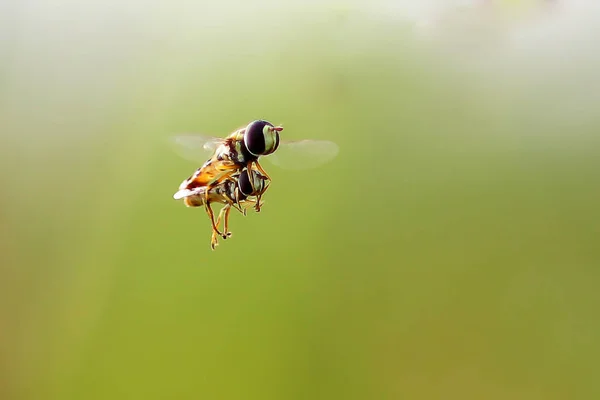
[171,119,339,248]
[175,120,281,202]
[172,119,339,190]
[173,168,270,249]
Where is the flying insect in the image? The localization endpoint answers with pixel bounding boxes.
[171,119,339,249]
[172,119,339,212]
[173,120,282,212]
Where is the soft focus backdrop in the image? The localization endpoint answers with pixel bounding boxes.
[1,1,599,399]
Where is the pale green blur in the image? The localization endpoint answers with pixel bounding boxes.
[1,1,599,399]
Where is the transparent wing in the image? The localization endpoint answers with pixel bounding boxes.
[169,134,224,163]
[264,140,339,170]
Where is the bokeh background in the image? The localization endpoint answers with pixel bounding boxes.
[2,0,599,399]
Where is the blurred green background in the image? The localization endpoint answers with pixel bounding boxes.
[2,1,599,399]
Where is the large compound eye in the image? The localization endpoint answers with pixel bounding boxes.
[244,119,280,156]
[238,170,265,196]
[238,170,254,197]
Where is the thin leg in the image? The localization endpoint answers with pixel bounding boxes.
[210,206,225,250]
[210,204,232,248]
[254,161,271,181]
[254,193,263,212]
[233,188,246,215]
[253,181,270,212]
[246,162,256,193]
[252,162,271,212]
[219,204,232,239]
[203,189,222,238]
[222,206,232,238]
[253,181,271,212]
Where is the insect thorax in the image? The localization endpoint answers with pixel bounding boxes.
[224,137,257,165]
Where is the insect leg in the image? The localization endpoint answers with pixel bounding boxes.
[233,187,246,215]
[210,205,232,247]
[222,205,232,239]
[252,161,272,212]
[254,180,270,211]
[254,161,271,181]
[211,206,225,249]
[203,189,223,239]
[254,193,263,212]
